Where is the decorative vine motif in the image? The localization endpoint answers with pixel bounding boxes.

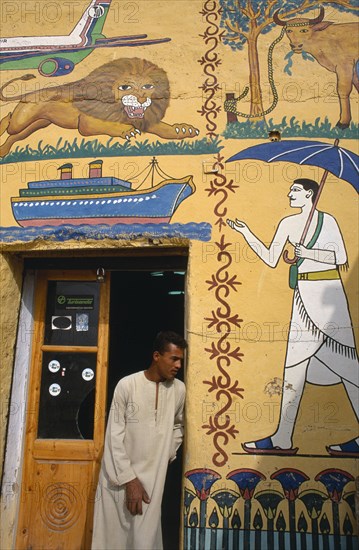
[204,154,239,230]
[202,236,244,467]
[199,1,244,467]
[198,2,223,139]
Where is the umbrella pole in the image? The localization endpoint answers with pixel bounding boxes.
[283,139,339,264]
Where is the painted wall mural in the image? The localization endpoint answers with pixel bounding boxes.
[184,467,356,549]
[11,157,195,226]
[0,0,358,548]
[191,0,358,548]
[0,57,199,157]
[0,0,214,242]
[0,0,171,76]
[272,7,358,129]
[220,1,358,138]
[227,139,359,457]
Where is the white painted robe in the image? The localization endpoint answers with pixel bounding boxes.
[285,213,358,386]
[92,371,185,550]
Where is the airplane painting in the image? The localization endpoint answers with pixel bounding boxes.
[0,0,171,77]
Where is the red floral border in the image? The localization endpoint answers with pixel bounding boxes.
[199,1,244,467]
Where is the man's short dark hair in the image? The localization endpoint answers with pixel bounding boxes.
[293,178,319,203]
[152,331,188,354]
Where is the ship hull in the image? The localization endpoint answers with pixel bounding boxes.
[11,177,194,227]
[19,216,171,227]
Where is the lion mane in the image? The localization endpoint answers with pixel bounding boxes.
[68,58,170,130]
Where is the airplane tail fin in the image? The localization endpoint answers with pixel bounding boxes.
[69,0,110,42]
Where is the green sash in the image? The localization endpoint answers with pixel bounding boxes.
[289,211,324,289]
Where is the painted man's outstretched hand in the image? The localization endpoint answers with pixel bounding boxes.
[125,478,151,515]
[227,218,249,234]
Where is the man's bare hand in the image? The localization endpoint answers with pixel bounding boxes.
[227,218,248,234]
[125,478,150,515]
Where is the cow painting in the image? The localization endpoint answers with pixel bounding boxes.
[274,7,359,129]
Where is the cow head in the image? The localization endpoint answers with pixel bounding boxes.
[273,7,332,53]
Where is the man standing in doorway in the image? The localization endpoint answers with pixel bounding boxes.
[227,178,358,457]
[92,331,187,550]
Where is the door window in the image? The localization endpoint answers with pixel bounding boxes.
[44,281,100,346]
[38,281,100,439]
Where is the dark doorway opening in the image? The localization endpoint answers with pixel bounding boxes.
[108,268,186,550]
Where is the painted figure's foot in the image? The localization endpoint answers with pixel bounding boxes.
[327,438,359,458]
[242,437,298,455]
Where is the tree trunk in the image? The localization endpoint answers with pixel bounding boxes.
[226,93,238,124]
[247,30,266,122]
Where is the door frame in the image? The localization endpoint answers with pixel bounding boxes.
[1,270,36,549]
[1,250,189,549]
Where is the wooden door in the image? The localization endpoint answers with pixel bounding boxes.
[16,270,110,550]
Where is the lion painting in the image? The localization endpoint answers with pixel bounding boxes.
[0,58,199,157]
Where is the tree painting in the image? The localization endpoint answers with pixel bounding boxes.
[220,0,358,123]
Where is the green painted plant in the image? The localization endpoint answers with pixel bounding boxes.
[223,117,359,140]
[0,137,223,165]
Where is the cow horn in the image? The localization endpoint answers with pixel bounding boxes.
[273,10,286,26]
[309,5,325,25]
[273,6,325,27]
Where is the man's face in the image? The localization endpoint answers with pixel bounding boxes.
[288,183,311,208]
[153,344,184,381]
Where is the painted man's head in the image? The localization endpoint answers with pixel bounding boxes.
[288,178,319,207]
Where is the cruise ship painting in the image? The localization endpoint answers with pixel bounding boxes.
[11,158,195,226]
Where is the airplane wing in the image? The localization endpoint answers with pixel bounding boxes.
[94,35,148,43]
[0,36,171,63]
[92,36,171,47]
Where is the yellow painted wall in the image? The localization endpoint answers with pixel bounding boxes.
[0,1,358,547]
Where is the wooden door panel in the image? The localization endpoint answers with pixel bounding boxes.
[16,271,110,550]
[17,461,94,550]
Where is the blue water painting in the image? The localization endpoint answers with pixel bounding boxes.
[0,222,212,243]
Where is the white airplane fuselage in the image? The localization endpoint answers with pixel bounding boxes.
[0,0,106,53]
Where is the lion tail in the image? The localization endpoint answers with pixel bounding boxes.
[0,74,36,102]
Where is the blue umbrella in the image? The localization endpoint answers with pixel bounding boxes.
[227,139,358,191]
[226,139,359,263]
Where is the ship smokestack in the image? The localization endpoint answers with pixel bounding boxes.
[58,163,73,180]
[89,160,103,178]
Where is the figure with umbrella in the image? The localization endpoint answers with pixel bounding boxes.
[226,139,358,457]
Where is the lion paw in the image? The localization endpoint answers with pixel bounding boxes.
[173,124,199,139]
[125,128,141,141]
